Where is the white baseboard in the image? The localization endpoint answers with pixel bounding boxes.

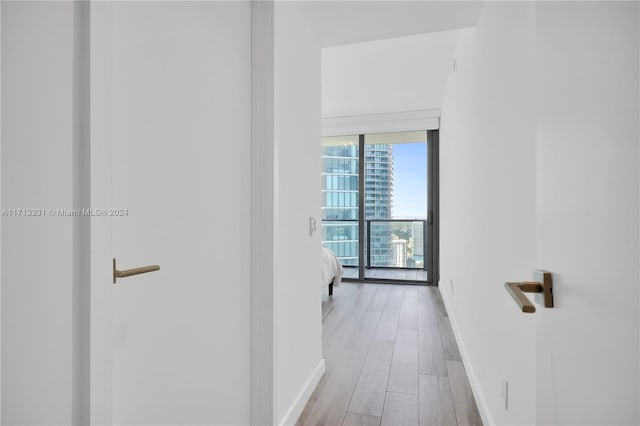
[439,289,494,426]
[278,358,325,426]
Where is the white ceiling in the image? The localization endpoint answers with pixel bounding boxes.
[298,1,483,47]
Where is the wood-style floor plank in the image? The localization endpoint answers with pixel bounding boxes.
[381,392,419,426]
[322,295,336,320]
[387,329,419,395]
[323,284,360,329]
[383,286,404,311]
[428,287,447,317]
[346,310,383,352]
[419,374,457,426]
[438,317,462,361]
[304,350,367,426]
[324,286,378,365]
[299,284,481,426]
[447,360,483,426]
[418,323,447,377]
[343,412,382,426]
[367,285,391,312]
[348,339,395,417]
[418,287,437,325]
[398,287,418,331]
[373,309,400,341]
[295,366,332,426]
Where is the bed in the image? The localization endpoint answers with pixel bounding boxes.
[321,247,343,296]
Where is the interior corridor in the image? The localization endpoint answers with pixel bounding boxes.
[297,283,482,426]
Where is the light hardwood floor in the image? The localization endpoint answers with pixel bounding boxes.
[298,283,482,426]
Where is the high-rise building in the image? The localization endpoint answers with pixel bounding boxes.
[321,143,359,265]
[391,239,408,267]
[321,143,394,267]
[411,221,425,268]
[412,221,424,257]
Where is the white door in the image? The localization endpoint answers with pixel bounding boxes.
[535,3,639,425]
[90,2,252,424]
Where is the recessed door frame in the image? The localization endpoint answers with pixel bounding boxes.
[427,129,440,285]
[89,2,275,424]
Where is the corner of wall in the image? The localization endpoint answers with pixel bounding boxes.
[439,290,494,426]
[278,359,325,426]
[250,1,276,425]
[438,2,537,425]
[273,2,323,424]
[0,1,3,421]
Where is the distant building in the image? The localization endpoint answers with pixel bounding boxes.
[412,221,424,257]
[391,239,407,267]
[321,143,393,267]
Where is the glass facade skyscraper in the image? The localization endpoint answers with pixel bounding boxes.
[321,142,394,267]
[364,144,394,266]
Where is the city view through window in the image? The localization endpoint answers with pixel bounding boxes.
[321,132,428,273]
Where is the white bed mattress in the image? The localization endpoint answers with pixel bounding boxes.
[321,247,343,289]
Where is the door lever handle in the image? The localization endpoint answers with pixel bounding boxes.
[504,270,553,313]
[113,258,160,284]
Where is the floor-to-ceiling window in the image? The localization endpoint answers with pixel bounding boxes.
[321,135,360,266]
[321,130,439,284]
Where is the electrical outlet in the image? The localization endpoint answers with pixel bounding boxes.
[501,377,509,411]
[450,279,455,295]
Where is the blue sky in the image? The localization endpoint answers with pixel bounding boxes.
[392,143,427,218]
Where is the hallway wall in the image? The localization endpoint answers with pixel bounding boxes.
[439,3,537,425]
[274,3,324,425]
[2,2,254,424]
[1,3,79,424]
[441,2,640,425]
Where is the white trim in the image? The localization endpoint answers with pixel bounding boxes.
[278,359,326,426]
[0,1,3,419]
[251,1,277,424]
[439,286,493,426]
[321,109,440,137]
[89,2,114,424]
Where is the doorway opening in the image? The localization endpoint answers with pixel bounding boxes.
[321,130,439,284]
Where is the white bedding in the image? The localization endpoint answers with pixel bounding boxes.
[321,247,343,289]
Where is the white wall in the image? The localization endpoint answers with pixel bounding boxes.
[0,2,3,420]
[441,2,640,425]
[535,3,639,424]
[3,2,253,425]
[250,1,276,424]
[1,2,79,424]
[274,3,324,425]
[439,3,537,425]
[322,30,460,118]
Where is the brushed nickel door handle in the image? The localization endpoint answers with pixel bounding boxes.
[113,258,160,284]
